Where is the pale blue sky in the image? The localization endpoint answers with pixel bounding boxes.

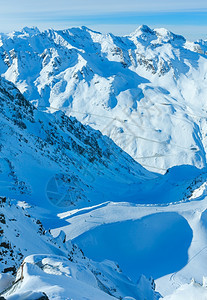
[1,0,207,40]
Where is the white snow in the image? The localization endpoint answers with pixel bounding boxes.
[52,191,207,296]
[0,25,207,172]
[1,25,207,300]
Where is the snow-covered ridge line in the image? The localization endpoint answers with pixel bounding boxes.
[1,25,207,300]
[0,24,207,172]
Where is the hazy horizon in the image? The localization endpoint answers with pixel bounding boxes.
[0,1,207,41]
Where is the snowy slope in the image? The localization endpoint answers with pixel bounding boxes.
[0,75,153,216]
[1,74,206,219]
[3,254,159,300]
[1,27,207,299]
[52,181,207,297]
[1,76,207,298]
[0,197,160,300]
[0,25,207,172]
[162,279,207,300]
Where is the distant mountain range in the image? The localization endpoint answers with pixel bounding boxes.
[0,25,207,172]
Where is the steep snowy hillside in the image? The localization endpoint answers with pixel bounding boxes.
[0,75,153,215]
[0,25,207,172]
[0,76,163,299]
[1,75,206,218]
[0,196,159,300]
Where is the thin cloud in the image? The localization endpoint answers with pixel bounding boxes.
[0,1,207,41]
[1,0,207,14]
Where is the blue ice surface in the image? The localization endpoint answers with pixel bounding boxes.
[73,212,193,281]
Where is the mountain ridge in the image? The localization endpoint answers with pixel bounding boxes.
[1,25,207,299]
[0,25,207,172]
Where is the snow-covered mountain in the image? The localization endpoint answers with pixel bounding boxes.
[0,74,164,298]
[0,25,207,172]
[0,75,162,298]
[0,75,205,215]
[1,26,207,300]
[0,75,153,212]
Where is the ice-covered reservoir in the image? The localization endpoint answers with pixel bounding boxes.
[73,212,192,281]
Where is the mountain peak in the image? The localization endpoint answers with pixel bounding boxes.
[7,26,41,38]
[154,27,185,42]
[22,26,40,36]
[130,25,155,37]
[129,25,186,43]
[138,25,154,33]
[80,25,101,34]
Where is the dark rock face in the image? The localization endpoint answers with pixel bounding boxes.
[31,292,49,300]
[1,292,49,300]
[37,293,49,300]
